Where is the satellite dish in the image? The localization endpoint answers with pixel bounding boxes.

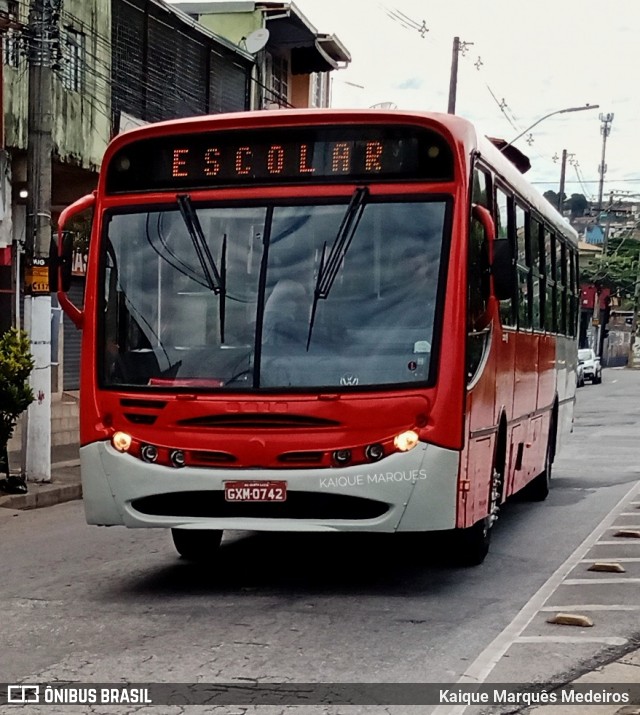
[370,102,398,110]
[244,28,269,54]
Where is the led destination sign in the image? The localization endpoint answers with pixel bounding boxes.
[105,125,454,192]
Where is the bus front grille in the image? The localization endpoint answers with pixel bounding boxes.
[131,491,388,520]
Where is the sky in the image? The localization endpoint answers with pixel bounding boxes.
[294,0,640,204]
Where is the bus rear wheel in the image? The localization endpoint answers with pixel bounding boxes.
[452,465,502,566]
[171,529,223,561]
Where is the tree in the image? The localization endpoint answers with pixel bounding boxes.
[0,328,35,493]
[543,190,567,211]
[580,220,640,304]
[568,193,588,218]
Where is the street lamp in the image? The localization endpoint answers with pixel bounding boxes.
[500,104,600,151]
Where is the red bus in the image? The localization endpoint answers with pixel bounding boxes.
[56,109,579,565]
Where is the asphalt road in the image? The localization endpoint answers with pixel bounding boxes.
[1,368,639,714]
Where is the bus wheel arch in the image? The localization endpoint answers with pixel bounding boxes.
[521,399,557,502]
[452,414,507,566]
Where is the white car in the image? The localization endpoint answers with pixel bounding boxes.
[578,348,602,384]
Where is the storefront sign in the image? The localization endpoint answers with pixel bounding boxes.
[25,256,50,295]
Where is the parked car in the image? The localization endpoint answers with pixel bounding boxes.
[578,348,602,384]
[577,361,585,387]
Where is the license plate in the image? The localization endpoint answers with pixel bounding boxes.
[224,480,287,502]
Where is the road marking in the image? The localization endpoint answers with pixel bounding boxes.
[563,578,640,585]
[579,557,640,562]
[607,525,640,529]
[540,604,640,611]
[590,540,640,545]
[430,481,640,715]
[516,636,628,646]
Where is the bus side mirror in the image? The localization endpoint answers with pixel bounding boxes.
[59,232,74,291]
[56,192,96,329]
[471,204,512,302]
[491,239,513,301]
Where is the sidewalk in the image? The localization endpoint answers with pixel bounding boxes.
[0,443,81,510]
[522,649,640,715]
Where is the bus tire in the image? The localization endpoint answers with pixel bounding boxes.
[452,463,503,567]
[171,529,223,561]
[453,517,491,566]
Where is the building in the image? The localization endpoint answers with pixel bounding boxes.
[1,0,350,456]
[167,1,351,109]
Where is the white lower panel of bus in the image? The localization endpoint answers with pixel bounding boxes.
[79,442,459,533]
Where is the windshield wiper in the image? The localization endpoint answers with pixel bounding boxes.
[177,194,227,343]
[306,187,368,350]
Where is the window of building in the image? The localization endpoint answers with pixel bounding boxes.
[62,27,85,92]
[267,52,289,107]
[3,29,20,68]
[310,72,329,108]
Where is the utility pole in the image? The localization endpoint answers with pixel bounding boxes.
[447,36,473,115]
[602,190,614,255]
[557,149,567,213]
[23,0,58,482]
[447,37,460,114]
[597,112,614,212]
[629,257,640,369]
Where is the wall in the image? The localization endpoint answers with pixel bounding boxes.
[3,0,111,170]
[196,10,261,47]
[290,73,311,108]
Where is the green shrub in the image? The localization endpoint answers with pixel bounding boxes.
[0,328,35,474]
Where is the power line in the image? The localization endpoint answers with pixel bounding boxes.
[531,178,640,185]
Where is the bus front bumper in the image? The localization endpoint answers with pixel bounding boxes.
[80,441,459,534]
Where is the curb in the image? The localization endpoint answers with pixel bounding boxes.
[0,482,83,510]
[0,460,82,511]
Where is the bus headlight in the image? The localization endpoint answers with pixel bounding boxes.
[140,444,158,463]
[170,449,185,468]
[365,443,385,462]
[333,449,352,466]
[394,430,419,452]
[112,431,132,452]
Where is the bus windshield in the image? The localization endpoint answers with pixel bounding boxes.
[101,198,448,390]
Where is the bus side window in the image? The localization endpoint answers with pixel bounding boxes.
[515,203,531,330]
[469,167,492,332]
[495,186,515,326]
[530,216,543,330]
[543,228,555,331]
[467,206,491,383]
[556,240,567,335]
[569,250,579,337]
[472,167,491,210]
